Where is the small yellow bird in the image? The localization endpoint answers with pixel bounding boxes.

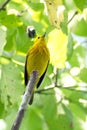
[24,33,50,104]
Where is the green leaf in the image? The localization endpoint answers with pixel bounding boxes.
[36,92,73,130]
[55,114,73,130]
[79,68,87,83]
[29,0,40,2]
[20,107,45,130]
[63,0,77,11]
[15,26,32,52]
[73,0,87,10]
[67,33,74,60]
[69,50,79,67]
[0,0,4,5]
[5,106,18,130]
[12,53,25,66]
[0,12,20,28]
[0,26,7,56]
[0,100,4,118]
[60,9,68,35]
[69,44,87,67]
[0,58,24,109]
[4,28,16,51]
[73,116,85,130]
[58,103,74,130]
[69,102,86,120]
[7,1,25,12]
[71,18,87,36]
[29,2,44,11]
[62,88,87,101]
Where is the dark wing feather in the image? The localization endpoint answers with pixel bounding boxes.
[24,56,34,105]
[24,57,29,86]
[37,61,49,88]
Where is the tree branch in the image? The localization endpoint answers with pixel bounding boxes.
[0,0,10,11]
[11,71,38,130]
[35,85,87,95]
[35,84,62,94]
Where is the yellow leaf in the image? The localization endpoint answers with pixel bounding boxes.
[44,0,65,28]
[47,29,68,68]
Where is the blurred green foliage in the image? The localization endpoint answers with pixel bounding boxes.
[0,0,87,130]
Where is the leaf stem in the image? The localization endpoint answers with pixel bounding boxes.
[68,11,78,24]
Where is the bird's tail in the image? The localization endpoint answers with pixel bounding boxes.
[29,91,34,105]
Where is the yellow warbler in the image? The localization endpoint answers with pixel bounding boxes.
[24,33,50,105]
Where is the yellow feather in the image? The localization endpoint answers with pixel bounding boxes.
[24,34,50,104]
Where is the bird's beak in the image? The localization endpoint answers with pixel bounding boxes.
[42,32,46,37]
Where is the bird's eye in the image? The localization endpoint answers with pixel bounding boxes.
[38,36,40,39]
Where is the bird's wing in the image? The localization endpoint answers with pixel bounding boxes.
[37,61,49,88]
[24,56,29,86]
[24,55,34,105]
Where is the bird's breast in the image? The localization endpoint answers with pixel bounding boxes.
[27,44,50,77]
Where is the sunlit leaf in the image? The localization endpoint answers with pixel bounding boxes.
[47,29,68,68]
[0,26,7,56]
[73,0,87,10]
[0,58,24,109]
[44,0,67,29]
[71,18,87,36]
[79,68,87,83]
[67,33,74,60]
[69,102,86,120]
[4,28,16,51]
[0,12,21,28]
[20,107,45,130]
[15,26,31,52]
[69,44,87,67]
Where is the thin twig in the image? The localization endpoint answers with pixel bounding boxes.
[35,84,87,94]
[68,11,78,24]
[11,71,38,130]
[35,84,62,94]
[35,86,55,93]
[55,68,58,87]
[17,8,28,17]
[36,91,55,95]
[0,0,10,11]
